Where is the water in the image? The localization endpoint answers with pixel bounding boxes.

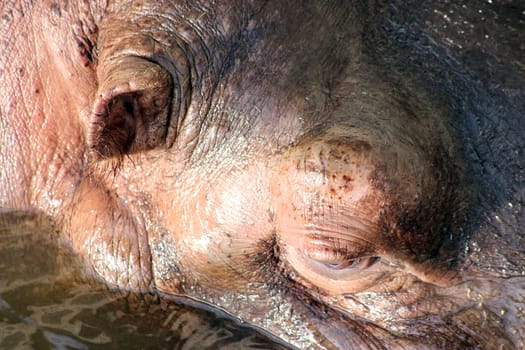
[0,212,286,349]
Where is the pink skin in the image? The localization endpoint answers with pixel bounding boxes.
[1,1,524,349]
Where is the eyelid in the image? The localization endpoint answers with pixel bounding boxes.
[300,236,374,263]
[285,245,387,294]
[303,245,347,264]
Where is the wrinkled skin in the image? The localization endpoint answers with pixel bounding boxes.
[1,1,524,349]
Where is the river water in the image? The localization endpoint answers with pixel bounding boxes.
[0,212,286,349]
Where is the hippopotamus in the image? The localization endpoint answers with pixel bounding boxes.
[1,0,524,348]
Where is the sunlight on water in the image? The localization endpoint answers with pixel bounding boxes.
[0,212,287,349]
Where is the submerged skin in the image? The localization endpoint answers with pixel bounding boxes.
[1,1,524,349]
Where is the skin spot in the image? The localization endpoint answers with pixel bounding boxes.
[50,3,61,17]
[329,149,342,159]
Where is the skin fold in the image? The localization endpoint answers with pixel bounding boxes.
[1,1,524,349]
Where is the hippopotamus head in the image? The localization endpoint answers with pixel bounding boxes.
[1,1,524,349]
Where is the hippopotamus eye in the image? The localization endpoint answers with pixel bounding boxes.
[299,239,378,271]
[283,239,389,294]
[324,256,379,270]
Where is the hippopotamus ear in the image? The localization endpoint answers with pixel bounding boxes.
[88,56,173,159]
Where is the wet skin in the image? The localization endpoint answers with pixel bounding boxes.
[1,1,524,349]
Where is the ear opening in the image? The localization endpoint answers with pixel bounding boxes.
[88,56,173,159]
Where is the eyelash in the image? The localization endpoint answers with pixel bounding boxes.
[302,243,379,271]
[304,236,365,254]
[323,256,380,270]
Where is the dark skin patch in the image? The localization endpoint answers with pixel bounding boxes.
[375,145,467,268]
[77,38,95,67]
[50,3,61,17]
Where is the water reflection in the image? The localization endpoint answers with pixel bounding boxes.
[0,212,286,349]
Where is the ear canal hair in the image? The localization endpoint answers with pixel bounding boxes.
[88,56,173,159]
